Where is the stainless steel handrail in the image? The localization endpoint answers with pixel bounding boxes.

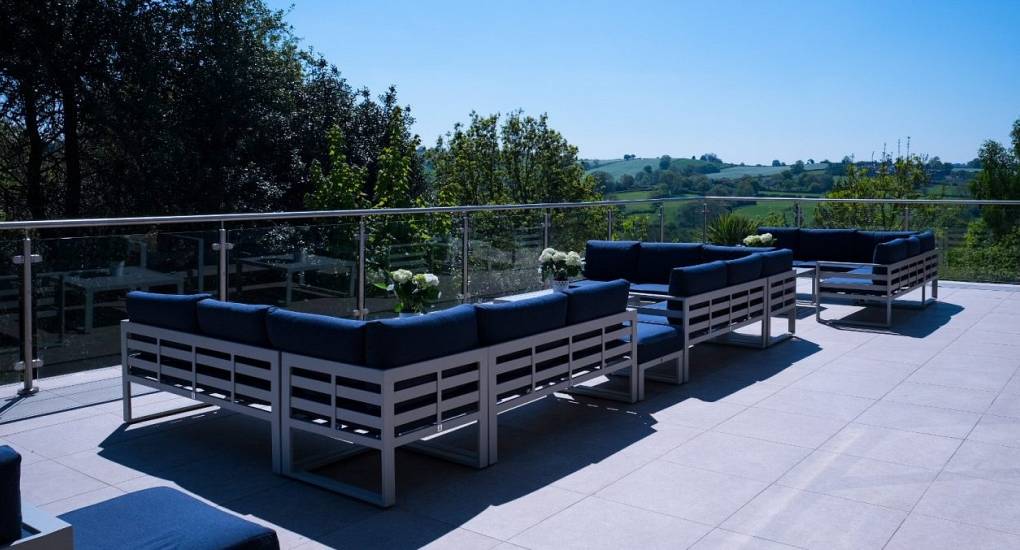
[0,195,1015,231]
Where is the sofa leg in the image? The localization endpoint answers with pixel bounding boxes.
[885,299,893,327]
[788,307,796,334]
[932,278,939,299]
[380,445,396,508]
[681,346,690,383]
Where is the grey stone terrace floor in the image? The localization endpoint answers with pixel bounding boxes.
[3,280,1020,549]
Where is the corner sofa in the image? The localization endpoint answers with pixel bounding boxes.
[121,282,638,507]
[757,227,939,326]
[580,240,798,395]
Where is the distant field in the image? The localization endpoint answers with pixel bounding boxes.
[707,163,829,180]
[584,158,720,179]
[605,189,815,229]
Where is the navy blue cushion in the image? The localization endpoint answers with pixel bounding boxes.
[760,249,794,276]
[854,231,915,263]
[702,244,765,261]
[562,279,630,324]
[583,240,640,281]
[628,321,684,364]
[196,300,273,347]
[905,236,921,257]
[475,293,568,345]
[873,238,909,265]
[758,227,800,254]
[916,230,936,252]
[668,260,727,297]
[266,309,366,364]
[59,487,279,550]
[0,446,20,546]
[822,266,885,293]
[798,229,856,262]
[725,254,764,285]
[635,243,703,283]
[126,291,210,333]
[629,282,670,295]
[365,304,479,368]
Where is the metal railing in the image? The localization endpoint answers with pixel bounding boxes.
[2,194,1019,396]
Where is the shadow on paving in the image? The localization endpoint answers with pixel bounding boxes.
[815,299,962,338]
[91,335,824,548]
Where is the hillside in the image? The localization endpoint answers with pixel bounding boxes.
[584,157,721,179]
[706,162,829,180]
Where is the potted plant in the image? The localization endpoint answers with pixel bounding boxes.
[742,233,776,248]
[375,269,441,316]
[539,248,583,292]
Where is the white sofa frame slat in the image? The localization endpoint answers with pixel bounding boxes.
[814,249,939,327]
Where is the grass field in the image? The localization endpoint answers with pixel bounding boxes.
[584,157,720,179]
[706,162,830,180]
[605,189,817,230]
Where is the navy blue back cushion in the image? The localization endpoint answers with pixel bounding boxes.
[702,244,764,262]
[266,309,366,365]
[59,487,279,550]
[126,291,210,333]
[916,230,936,252]
[798,229,857,262]
[668,260,727,297]
[854,231,914,263]
[365,305,479,368]
[196,300,273,347]
[562,279,630,324]
[761,249,794,276]
[758,227,800,254]
[0,446,20,546]
[475,293,568,345]
[905,236,921,257]
[583,240,640,281]
[725,254,764,285]
[635,243,703,283]
[873,238,909,265]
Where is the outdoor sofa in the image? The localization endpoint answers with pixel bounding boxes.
[121,281,639,507]
[578,240,797,397]
[1,445,279,550]
[757,227,939,326]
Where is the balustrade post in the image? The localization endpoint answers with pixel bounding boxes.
[658,202,666,242]
[607,208,614,240]
[702,200,709,243]
[543,209,550,249]
[903,205,911,230]
[13,234,42,396]
[462,213,470,302]
[212,225,233,301]
[357,216,367,318]
[794,201,802,227]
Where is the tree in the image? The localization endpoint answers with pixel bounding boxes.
[305,126,368,211]
[813,156,931,229]
[658,155,672,170]
[699,153,721,163]
[969,118,1020,238]
[771,160,783,167]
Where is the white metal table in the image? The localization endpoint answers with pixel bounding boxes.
[238,254,355,305]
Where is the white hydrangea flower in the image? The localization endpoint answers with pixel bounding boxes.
[391,269,413,284]
[565,251,582,267]
[762,233,773,241]
[539,250,553,263]
[541,247,556,257]
[422,273,439,287]
[552,251,568,262]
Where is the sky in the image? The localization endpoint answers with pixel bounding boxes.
[267,0,1020,164]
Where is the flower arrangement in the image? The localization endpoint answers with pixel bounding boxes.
[375,269,441,314]
[539,248,583,286]
[742,233,776,247]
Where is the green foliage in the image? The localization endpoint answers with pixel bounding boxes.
[969,118,1020,238]
[707,213,759,245]
[305,126,368,210]
[812,156,929,229]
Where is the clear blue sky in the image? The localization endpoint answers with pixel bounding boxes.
[268,0,1020,164]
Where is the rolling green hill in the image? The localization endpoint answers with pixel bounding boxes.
[584,157,720,179]
[706,163,830,180]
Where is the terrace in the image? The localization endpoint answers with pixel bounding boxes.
[2,197,1020,549]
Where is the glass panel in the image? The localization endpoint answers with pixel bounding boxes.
[549,206,609,252]
[468,210,545,301]
[941,203,1019,284]
[660,198,705,243]
[0,238,24,386]
[611,203,658,242]
[228,221,359,317]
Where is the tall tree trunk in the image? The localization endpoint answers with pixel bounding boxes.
[23,83,45,219]
[62,78,82,218]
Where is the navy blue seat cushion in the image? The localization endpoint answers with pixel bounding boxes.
[854,231,915,263]
[725,254,764,285]
[0,446,20,546]
[475,292,568,345]
[916,230,936,252]
[634,243,703,283]
[822,266,885,293]
[702,244,765,261]
[365,304,479,368]
[266,309,366,364]
[760,249,794,276]
[798,229,857,262]
[873,238,909,265]
[758,227,800,254]
[562,279,630,324]
[627,320,684,364]
[905,236,922,257]
[629,282,670,295]
[196,300,273,347]
[668,260,727,297]
[126,291,210,333]
[583,240,640,281]
[59,487,279,550]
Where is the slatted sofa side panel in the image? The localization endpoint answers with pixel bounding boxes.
[280,348,487,448]
[685,278,768,345]
[767,270,797,316]
[489,309,636,411]
[122,321,277,419]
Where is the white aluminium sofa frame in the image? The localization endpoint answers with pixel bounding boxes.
[814,249,939,327]
[629,269,797,399]
[120,320,282,472]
